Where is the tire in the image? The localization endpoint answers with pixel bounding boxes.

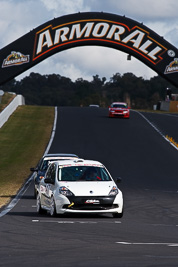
[113,207,124,218]
[49,196,56,217]
[113,211,123,218]
[34,187,37,199]
[37,194,46,214]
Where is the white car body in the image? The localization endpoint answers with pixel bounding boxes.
[37,159,123,218]
[31,153,78,197]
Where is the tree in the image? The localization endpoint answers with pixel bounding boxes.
[2,71,178,109]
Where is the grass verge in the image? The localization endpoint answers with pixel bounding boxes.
[0,92,16,112]
[0,105,54,208]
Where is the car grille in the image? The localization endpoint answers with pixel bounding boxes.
[63,204,119,210]
[63,196,118,210]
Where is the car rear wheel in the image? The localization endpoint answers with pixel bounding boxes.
[49,196,56,217]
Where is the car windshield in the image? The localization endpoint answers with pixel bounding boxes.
[40,157,77,171]
[58,166,112,181]
[111,104,127,108]
[40,159,50,171]
[40,159,56,171]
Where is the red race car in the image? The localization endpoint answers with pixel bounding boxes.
[109,102,130,118]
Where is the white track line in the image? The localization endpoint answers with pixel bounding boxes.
[116,241,178,247]
[134,110,178,151]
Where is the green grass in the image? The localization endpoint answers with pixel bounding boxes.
[0,105,54,207]
[0,92,16,112]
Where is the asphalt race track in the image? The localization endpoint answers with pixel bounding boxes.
[0,107,178,267]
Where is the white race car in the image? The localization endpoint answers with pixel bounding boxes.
[30,153,78,197]
[37,159,123,218]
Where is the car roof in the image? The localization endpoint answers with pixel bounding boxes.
[111,102,127,105]
[89,104,99,107]
[43,153,78,160]
[53,158,104,168]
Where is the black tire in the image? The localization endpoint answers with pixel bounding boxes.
[49,196,57,217]
[37,194,46,214]
[113,207,124,218]
[113,212,123,218]
[34,187,37,199]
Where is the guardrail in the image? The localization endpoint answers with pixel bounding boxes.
[0,94,25,128]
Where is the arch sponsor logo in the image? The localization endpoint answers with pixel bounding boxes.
[2,51,30,68]
[33,19,167,65]
[164,58,178,74]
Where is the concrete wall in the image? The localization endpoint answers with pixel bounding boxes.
[160,100,178,112]
[0,94,25,128]
[160,101,170,111]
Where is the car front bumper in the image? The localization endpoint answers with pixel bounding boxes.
[109,111,129,118]
[55,195,123,214]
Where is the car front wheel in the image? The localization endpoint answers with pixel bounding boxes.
[49,196,56,217]
[113,207,124,218]
[113,212,123,218]
[37,194,46,214]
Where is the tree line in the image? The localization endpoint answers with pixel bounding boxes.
[1,72,178,109]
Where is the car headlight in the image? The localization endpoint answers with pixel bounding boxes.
[109,186,119,196]
[123,110,128,114]
[59,186,74,196]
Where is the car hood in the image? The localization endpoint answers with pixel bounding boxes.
[58,181,116,196]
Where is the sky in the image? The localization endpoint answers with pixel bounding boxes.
[1,0,178,82]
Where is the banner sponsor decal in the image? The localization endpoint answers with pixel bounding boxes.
[2,51,30,68]
[33,20,167,65]
[164,58,178,74]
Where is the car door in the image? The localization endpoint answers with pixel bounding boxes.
[40,163,56,207]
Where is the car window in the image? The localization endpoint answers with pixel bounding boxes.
[111,104,127,108]
[58,166,111,181]
[41,159,60,171]
[40,159,49,171]
[40,157,78,171]
[46,164,56,183]
[45,165,51,179]
[51,165,56,183]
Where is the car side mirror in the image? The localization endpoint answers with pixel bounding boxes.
[30,167,38,172]
[44,178,54,184]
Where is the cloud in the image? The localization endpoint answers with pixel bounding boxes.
[90,0,178,21]
[40,0,90,16]
[166,28,178,48]
[17,46,157,82]
[0,0,48,46]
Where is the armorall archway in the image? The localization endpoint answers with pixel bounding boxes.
[0,12,178,87]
